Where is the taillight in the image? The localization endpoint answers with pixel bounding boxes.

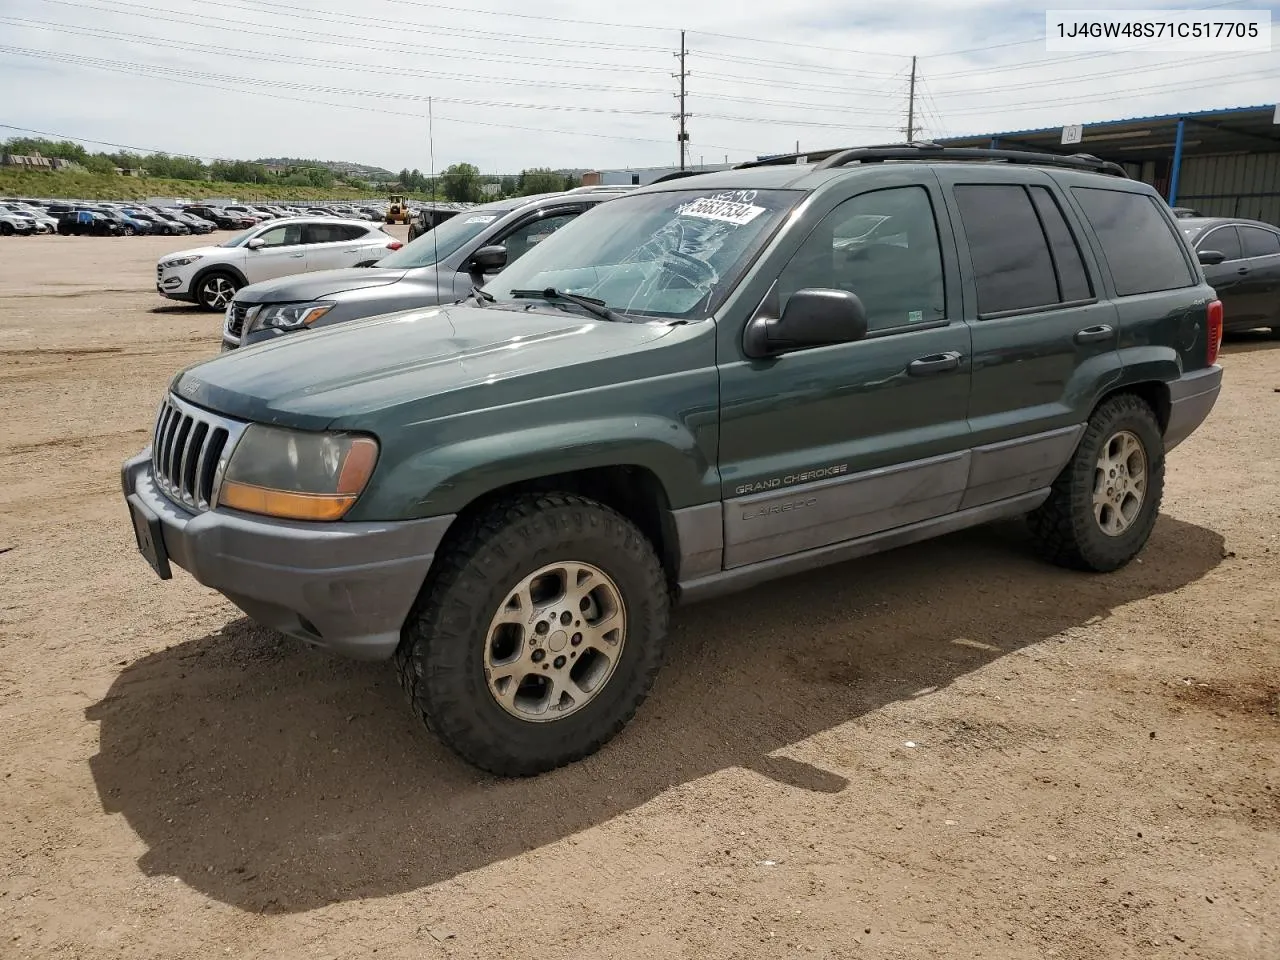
[386,241,402,250]
[1206,299,1223,365]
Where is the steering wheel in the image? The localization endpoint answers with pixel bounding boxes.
[661,247,717,290]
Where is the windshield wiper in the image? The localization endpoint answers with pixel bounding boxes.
[509,287,624,322]
[468,285,495,305]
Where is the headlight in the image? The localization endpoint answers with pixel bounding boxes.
[247,302,335,333]
[162,255,203,268]
[218,425,379,521]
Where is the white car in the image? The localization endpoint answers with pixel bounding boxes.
[155,216,404,311]
[0,205,40,236]
[2,203,57,233]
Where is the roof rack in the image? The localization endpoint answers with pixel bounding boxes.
[733,142,1128,178]
[648,170,706,184]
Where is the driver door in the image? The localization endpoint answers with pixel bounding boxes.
[243,223,306,283]
[716,180,974,568]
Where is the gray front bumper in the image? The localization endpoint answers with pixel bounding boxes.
[122,451,455,660]
[1164,364,1223,451]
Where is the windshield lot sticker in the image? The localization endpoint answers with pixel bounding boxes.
[464,215,498,224]
[677,194,766,226]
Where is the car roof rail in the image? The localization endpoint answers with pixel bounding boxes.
[734,142,1128,178]
[647,170,706,184]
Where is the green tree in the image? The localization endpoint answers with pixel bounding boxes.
[499,175,517,197]
[440,162,481,202]
[81,154,116,175]
[1,137,90,164]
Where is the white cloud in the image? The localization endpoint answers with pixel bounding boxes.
[0,0,1276,173]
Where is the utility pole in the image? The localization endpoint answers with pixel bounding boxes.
[674,31,689,170]
[906,55,917,142]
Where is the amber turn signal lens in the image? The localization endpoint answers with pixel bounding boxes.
[337,436,379,495]
[218,482,357,521]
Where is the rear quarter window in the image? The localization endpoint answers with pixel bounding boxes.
[1072,188,1194,296]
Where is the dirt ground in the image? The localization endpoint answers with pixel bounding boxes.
[0,230,1277,960]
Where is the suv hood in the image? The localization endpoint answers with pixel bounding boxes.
[159,244,232,264]
[173,303,677,429]
[235,267,409,304]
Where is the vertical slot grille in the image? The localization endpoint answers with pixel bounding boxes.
[149,395,240,511]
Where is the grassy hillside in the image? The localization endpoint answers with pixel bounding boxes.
[0,169,389,202]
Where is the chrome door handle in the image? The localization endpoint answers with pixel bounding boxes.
[1074,324,1114,344]
[291,252,305,258]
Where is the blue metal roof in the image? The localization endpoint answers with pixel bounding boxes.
[940,104,1274,142]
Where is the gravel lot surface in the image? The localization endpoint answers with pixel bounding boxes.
[1,231,1276,959]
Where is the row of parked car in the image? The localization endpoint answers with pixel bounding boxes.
[0,197,441,238]
[155,185,625,314]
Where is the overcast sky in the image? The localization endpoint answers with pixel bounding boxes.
[0,0,1276,174]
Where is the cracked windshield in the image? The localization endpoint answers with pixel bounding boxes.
[483,189,800,320]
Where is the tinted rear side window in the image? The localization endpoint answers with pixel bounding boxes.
[1197,226,1241,261]
[1072,188,1194,296]
[1028,186,1092,302]
[954,184,1058,315]
[1239,225,1280,258]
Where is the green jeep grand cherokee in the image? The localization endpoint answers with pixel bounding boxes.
[122,146,1224,776]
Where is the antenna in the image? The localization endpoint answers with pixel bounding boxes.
[428,95,440,298]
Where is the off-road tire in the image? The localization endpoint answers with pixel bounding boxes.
[406,223,420,243]
[395,493,669,776]
[1028,393,1165,572]
[195,272,240,311]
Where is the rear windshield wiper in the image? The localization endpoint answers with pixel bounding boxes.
[509,287,624,323]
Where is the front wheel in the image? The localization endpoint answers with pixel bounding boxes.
[0,223,13,236]
[396,493,669,776]
[195,272,240,311]
[1028,393,1165,572]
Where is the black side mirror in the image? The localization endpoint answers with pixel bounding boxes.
[1197,249,1226,266]
[743,288,869,358]
[469,245,508,275]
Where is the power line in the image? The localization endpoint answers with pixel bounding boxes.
[0,122,236,162]
[942,66,1280,116]
[0,45,674,116]
[36,0,671,54]
[929,49,1269,98]
[29,0,672,75]
[0,55,757,154]
[1,16,673,96]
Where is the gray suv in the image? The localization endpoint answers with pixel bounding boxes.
[222,190,627,350]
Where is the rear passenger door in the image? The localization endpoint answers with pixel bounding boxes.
[935,170,1121,509]
[301,222,366,271]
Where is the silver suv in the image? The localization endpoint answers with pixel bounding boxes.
[156,216,403,311]
[222,191,626,349]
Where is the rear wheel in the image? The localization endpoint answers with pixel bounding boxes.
[1028,393,1165,572]
[195,272,240,311]
[0,223,13,236]
[395,493,669,776]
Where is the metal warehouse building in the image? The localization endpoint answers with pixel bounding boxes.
[938,105,1280,224]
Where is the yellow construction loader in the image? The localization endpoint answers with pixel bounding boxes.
[385,195,411,224]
